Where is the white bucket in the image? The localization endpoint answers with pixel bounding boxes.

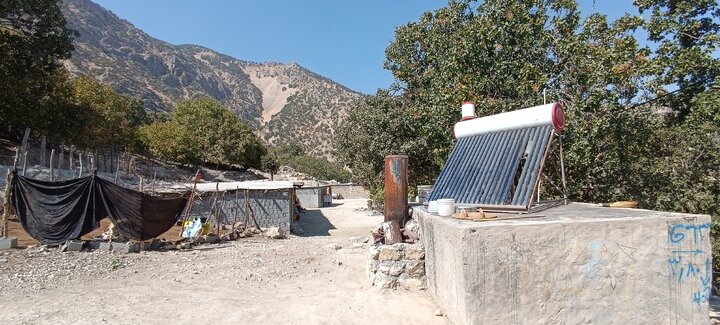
[428,200,438,213]
[437,199,456,216]
[417,185,433,203]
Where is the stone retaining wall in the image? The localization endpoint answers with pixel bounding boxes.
[366,243,426,290]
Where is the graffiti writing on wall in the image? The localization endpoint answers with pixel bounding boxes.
[667,222,712,306]
[585,240,639,291]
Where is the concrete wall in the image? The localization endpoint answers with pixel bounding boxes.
[417,203,712,325]
[187,189,293,232]
[330,185,369,199]
[296,187,326,208]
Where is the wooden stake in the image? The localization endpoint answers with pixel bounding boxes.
[69,146,75,172]
[139,176,144,192]
[78,152,84,177]
[151,171,156,196]
[179,170,201,236]
[114,152,122,183]
[2,150,19,237]
[58,145,65,172]
[40,136,46,167]
[22,152,28,176]
[49,149,55,181]
[20,128,30,157]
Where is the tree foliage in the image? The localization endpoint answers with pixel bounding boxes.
[337,0,720,221]
[69,76,149,150]
[141,97,265,168]
[0,0,75,131]
[336,91,437,195]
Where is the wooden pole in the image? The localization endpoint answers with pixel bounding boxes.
[139,176,144,192]
[58,145,65,173]
[40,136,46,167]
[20,128,30,157]
[69,146,75,172]
[2,150,19,237]
[232,187,239,232]
[78,152,84,177]
[151,172,156,196]
[22,152,28,176]
[179,170,200,236]
[49,149,55,181]
[114,152,123,183]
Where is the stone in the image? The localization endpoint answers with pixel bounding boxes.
[350,236,369,244]
[378,246,401,261]
[405,244,425,260]
[98,242,113,251]
[323,243,342,251]
[368,245,380,260]
[140,241,155,251]
[203,234,220,244]
[178,242,192,250]
[378,262,392,275]
[64,240,84,252]
[389,262,405,276]
[366,260,379,275]
[405,219,421,238]
[0,237,18,249]
[290,223,304,235]
[150,239,164,250]
[112,242,135,253]
[238,232,248,238]
[406,260,425,277]
[399,277,426,291]
[265,227,286,239]
[88,240,102,250]
[372,273,397,289]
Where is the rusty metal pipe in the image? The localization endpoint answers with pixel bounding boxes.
[384,155,408,224]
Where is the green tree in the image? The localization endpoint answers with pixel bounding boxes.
[71,76,149,150]
[261,155,279,180]
[0,0,75,131]
[336,91,436,196]
[142,97,265,168]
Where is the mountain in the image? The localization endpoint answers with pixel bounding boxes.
[60,0,362,157]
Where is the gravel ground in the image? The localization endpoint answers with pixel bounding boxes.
[0,199,447,325]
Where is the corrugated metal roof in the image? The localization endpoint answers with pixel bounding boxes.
[428,124,553,210]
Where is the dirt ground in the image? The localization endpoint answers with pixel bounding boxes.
[0,199,448,325]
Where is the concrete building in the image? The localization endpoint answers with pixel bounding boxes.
[183,181,301,232]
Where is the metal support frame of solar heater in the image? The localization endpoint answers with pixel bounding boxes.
[524,130,569,213]
[473,129,568,214]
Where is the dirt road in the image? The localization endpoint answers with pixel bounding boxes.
[0,199,448,324]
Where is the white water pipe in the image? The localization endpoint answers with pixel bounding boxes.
[453,102,564,138]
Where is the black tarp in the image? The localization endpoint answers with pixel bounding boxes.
[11,171,188,245]
[95,177,187,241]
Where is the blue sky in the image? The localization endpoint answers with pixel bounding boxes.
[93,0,638,95]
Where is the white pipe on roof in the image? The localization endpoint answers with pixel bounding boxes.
[453,102,564,138]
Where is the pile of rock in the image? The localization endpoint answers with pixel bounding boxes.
[366,243,426,290]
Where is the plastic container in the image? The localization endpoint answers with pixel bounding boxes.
[461,102,476,121]
[428,200,438,213]
[437,199,456,216]
[417,185,433,204]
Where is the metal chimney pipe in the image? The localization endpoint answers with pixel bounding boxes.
[384,155,408,224]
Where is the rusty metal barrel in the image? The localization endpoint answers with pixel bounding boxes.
[384,155,408,224]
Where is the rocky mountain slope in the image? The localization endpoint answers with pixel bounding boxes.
[60,0,361,157]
